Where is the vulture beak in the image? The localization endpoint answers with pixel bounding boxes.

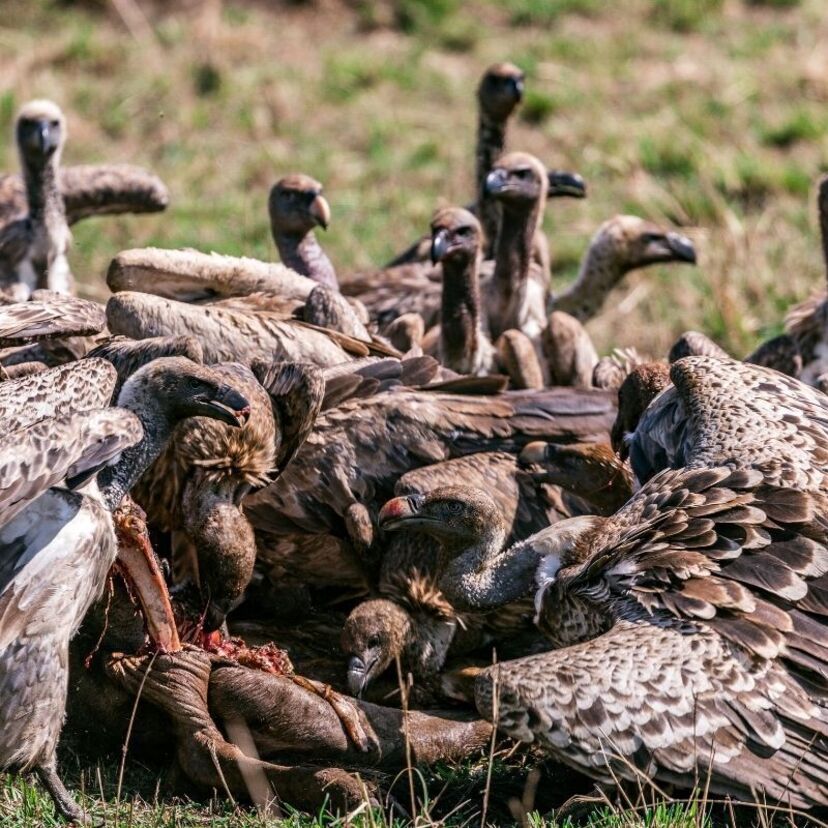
[484,168,509,196]
[547,170,587,199]
[378,494,426,531]
[19,120,60,158]
[664,232,697,264]
[198,385,251,427]
[308,193,331,230]
[511,76,525,101]
[346,655,369,697]
[430,229,450,265]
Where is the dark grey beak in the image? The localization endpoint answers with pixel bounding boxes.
[547,170,587,199]
[347,655,368,698]
[18,120,59,158]
[484,168,509,196]
[665,232,697,264]
[511,77,525,101]
[201,384,251,427]
[430,229,450,265]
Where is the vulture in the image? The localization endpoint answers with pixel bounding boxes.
[132,360,324,631]
[429,205,542,387]
[386,62,527,267]
[269,173,336,290]
[745,175,828,388]
[342,447,594,700]
[550,214,697,322]
[0,101,72,298]
[0,356,250,821]
[244,383,615,591]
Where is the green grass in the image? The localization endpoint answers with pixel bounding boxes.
[5,0,828,823]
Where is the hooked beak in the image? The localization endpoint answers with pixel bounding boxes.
[197,384,251,427]
[519,440,556,467]
[378,494,425,531]
[346,655,371,697]
[308,192,331,230]
[547,170,587,199]
[430,229,450,265]
[664,232,697,264]
[484,168,509,197]
[511,76,525,101]
[19,120,60,158]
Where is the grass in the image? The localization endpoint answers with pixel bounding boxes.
[4,0,828,823]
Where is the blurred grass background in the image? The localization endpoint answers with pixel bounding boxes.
[3,0,828,358]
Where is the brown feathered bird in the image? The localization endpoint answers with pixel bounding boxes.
[0,101,72,298]
[0,356,250,821]
[245,384,616,591]
[133,361,324,631]
[269,173,336,290]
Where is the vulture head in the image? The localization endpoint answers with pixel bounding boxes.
[611,361,671,457]
[118,356,251,427]
[430,207,482,266]
[599,216,697,271]
[379,485,501,549]
[16,99,66,166]
[268,173,331,236]
[484,152,548,209]
[477,62,525,122]
[341,599,413,697]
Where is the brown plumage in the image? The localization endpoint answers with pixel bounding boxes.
[105,290,397,369]
[542,311,598,387]
[269,173,336,290]
[0,291,105,346]
[244,385,616,590]
[133,361,324,631]
[591,347,646,392]
[551,215,697,322]
[668,329,729,362]
[518,440,633,515]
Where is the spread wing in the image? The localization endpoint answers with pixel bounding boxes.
[245,386,615,536]
[250,360,324,475]
[0,358,117,438]
[0,164,168,227]
[0,292,106,346]
[630,356,828,488]
[0,408,142,527]
[483,464,828,809]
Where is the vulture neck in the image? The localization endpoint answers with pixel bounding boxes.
[553,232,623,323]
[98,393,173,512]
[476,111,507,254]
[435,520,532,611]
[440,251,484,374]
[490,198,542,336]
[22,150,66,240]
[275,230,338,291]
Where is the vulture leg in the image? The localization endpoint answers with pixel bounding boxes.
[35,761,86,823]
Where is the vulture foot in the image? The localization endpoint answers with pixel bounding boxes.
[36,762,90,824]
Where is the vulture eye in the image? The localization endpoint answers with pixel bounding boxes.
[514,168,531,180]
[457,226,472,237]
[367,635,381,648]
[447,501,464,514]
[640,232,661,244]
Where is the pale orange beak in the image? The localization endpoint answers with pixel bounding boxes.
[309,193,331,230]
